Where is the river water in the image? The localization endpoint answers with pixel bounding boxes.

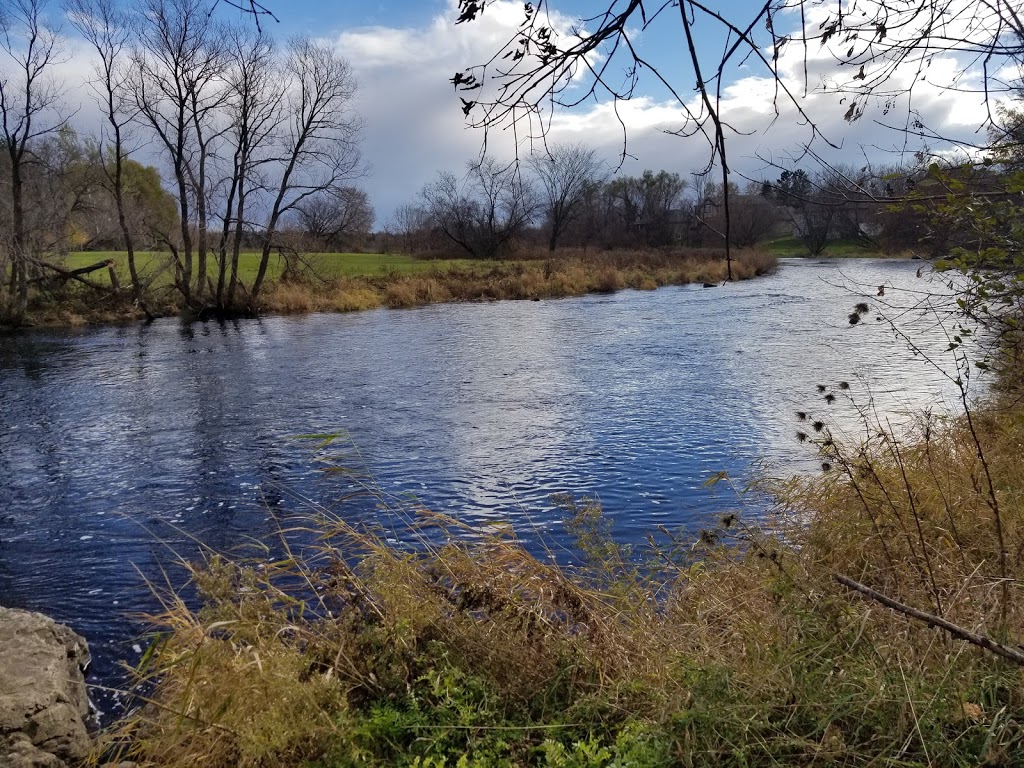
[0,258,976,710]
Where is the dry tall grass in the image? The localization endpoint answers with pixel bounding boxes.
[259,248,778,317]
[101,382,1024,767]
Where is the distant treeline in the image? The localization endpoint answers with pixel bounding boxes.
[379,150,1001,259]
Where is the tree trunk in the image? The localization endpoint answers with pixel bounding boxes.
[227,186,246,310]
[195,166,208,302]
[10,160,28,323]
[173,155,193,306]
[113,147,152,319]
[216,158,240,309]
[251,237,273,309]
[193,142,209,303]
[251,154,300,309]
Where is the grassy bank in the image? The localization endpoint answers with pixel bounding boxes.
[101,370,1024,766]
[21,248,777,326]
[261,249,776,315]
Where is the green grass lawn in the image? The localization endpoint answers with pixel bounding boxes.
[65,251,495,286]
[761,236,890,258]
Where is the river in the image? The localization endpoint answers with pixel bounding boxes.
[0,258,977,712]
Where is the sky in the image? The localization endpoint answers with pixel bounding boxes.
[54,0,1005,227]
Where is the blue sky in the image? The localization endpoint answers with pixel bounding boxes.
[58,0,992,225]
[265,0,452,35]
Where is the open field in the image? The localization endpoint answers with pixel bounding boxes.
[64,251,497,286]
[67,243,892,284]
[761,236,907,258]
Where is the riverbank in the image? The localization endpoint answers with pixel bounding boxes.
[262,248,776,314]
[8,248,776,328]
[98,364,1024,766]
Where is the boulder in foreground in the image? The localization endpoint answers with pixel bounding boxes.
[0,608,92,767]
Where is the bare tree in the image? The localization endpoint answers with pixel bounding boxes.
[527,143,603,251]
[0,0,66,323]
[66,0,151,315]
[865,161,933,253]
[183,31,228,304]
[819,165,875,245]
[216,24,280,310]
[386,202,432,254]
[763,169,840,256]
[249,37,364,308]
[604,170,687,247]
[293,186,374,250]
[700,181,778,248]
[130,0,225,308]
[421,158,537,259]
[762,166,879,255]
[560,178,607,249]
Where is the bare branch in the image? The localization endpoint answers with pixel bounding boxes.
[834,573,1024,666]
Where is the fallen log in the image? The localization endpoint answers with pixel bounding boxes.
[50,259,113,278]
[29,260,119,293]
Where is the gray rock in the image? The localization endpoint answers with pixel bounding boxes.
[4,733,64,767]
[0,608,92,767]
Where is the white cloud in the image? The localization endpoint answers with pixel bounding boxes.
[331,0,592,225]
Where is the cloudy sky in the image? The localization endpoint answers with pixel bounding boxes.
[56,0,1002,227]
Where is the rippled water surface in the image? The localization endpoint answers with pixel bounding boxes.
[0,258,974,707]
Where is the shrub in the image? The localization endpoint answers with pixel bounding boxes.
[264,283,315,313]
[331,286,382,312]
[384,282,420,308]
[593,266,625,293]
[735,248,778,276]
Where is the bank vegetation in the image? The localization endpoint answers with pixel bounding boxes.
[261,248,776,316]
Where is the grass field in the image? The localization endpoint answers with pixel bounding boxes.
[66,242,901,289]
[761,236,898,258]
[65,251,496,285]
